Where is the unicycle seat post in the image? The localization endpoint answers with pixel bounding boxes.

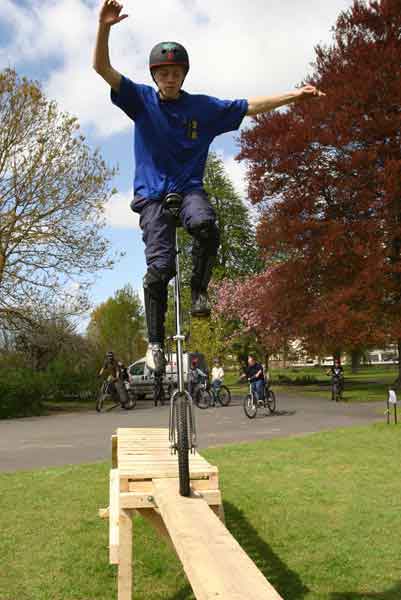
[174,227,186,393]
[164,194,186,393]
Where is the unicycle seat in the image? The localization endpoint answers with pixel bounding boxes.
[164,193,183,222]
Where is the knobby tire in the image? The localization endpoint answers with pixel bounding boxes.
[196,388,211,409]
[218,385,231,407]
[176,395,190,496]
[266,390,276,414]
[244,393,257,419]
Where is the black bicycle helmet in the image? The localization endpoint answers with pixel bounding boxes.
[149,41,189,81]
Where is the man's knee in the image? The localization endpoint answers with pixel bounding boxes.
[143,266,175,298]
[190,221,220,255]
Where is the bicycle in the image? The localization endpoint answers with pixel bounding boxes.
[209,380,231,407]
[165,193,197,497]
[197,379,231,408]
[243,379,276,419]
[331,375,343,402]
[193,379,212,409]
[96,376,136,412]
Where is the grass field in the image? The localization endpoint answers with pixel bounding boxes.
[1,424,400,600]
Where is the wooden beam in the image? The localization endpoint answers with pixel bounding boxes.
[119,489,221,509]
[153,478,283,600]
[111,434,118,468]
[118,509,133,600]
[109,469,120,565]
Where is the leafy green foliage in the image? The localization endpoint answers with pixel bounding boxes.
[0,368,45,418]
[87,284,147,364]
[165,152,262,362]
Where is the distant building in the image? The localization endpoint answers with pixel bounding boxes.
[269,341,399,368]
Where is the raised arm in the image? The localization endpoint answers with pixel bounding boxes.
[93,0,128,92]
[247,84,325,116]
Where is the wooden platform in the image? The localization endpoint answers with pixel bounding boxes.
[100,427,283,600]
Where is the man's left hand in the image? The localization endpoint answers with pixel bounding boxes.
[296,85,326,100]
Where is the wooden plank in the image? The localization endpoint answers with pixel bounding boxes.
[109,469,120,565]
[128,476,219,493]
[118,469,215,480]
[120,489,222,509]
[118,509,133,600]
[153,479,283,600]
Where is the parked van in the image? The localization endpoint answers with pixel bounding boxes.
[128,351,208,402]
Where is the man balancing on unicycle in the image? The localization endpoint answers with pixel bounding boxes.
[93,0,325,374]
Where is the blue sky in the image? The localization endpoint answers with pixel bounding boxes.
[0,0,354,328]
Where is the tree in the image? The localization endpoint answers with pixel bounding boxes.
[164,152,262,361]
[14,311,79,371]
[0,69,117,325]
[87,284,147,364]
[217,0,401,377]
[177,152,262,286]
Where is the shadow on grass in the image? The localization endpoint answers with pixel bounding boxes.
[167,584,194,600]
[330,581,401,600]
[224,501,309,599]
[166,501,308,600]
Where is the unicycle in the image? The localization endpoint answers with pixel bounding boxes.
[165,193,197,497]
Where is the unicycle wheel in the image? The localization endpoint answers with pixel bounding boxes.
[176,394,190,496]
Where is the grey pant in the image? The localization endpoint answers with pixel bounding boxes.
[134,190,219,275]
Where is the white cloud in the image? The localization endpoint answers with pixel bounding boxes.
[104,191,140,229]
[1,0,354,137]
[222,153,248,199]
[220,152,261,222]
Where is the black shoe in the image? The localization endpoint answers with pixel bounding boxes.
[145,343,166,374]
[191,290,211,317]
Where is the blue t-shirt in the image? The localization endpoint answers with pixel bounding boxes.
[111,76,248,205]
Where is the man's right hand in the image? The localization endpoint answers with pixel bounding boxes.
[99,0,128,26]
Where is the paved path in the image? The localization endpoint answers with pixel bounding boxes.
[0,393,384,472]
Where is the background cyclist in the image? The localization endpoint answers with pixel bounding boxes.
[241,354,266,403]
[326,358,344,395]
[98,351,129,406]
[188,357,207,401]
[211,358,224,405]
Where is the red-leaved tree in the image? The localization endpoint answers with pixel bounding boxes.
[215,0,401,377]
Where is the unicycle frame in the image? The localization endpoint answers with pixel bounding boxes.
[166,196,196,495]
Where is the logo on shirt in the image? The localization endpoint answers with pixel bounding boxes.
[187,119,198,140]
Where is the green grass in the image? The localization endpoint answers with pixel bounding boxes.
[225,366,399,403]
[1,424,401,599]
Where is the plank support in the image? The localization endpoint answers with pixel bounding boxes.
[101,427,283,600]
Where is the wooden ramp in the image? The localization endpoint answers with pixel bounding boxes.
[100,427,283,600]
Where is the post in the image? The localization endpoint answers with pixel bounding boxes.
[387,389,398,424]
[118,509,133,600]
